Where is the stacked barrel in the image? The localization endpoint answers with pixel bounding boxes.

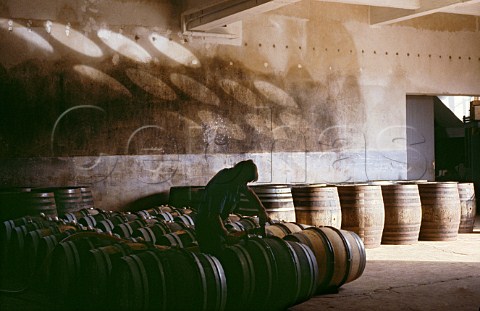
[0,180,476,310]
[0,186,97,221]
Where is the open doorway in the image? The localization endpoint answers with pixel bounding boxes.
[406,95,480,210]
[406,95,478,181]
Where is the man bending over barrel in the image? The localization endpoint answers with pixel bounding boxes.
[196,160,271,256]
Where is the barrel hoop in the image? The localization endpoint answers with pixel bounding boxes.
[124,255,148,309]
[284,240,318,303]
[148,250,168,311]
[187,251,209,311]
[249,239,274,302]
[166,233,182,247]
[230,244,256,303]
[349,231,367,280]
[265,207,295,212]
[306,227,335,288]
[282,239,303,304]
[329,226,352,287]
[91,248,111,288]
[207,254,228,311]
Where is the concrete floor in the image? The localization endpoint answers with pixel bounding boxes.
[290,216,480,311]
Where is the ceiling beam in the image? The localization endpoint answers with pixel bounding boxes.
[182,0,301,32]
[370,0,480,26]
[313,0,420,10]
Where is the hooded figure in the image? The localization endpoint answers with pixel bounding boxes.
[195,160,270,256]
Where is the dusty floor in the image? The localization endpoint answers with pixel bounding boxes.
[290,216,480,311]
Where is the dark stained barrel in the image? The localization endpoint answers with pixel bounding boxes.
[218,236,317,311]
[110,248,227,311]
[35,187,83,217]
[22,191,58,218]
[458,182,476,233]
[132,222,171,244]
[155,228,197,248]
[291,185,341,228]
[250,184,296,222]
[337,185,385,248]
[79,186,95,209]
[381,184,422,244]
[226,217,259,234]
[417,182,461,241]
[284,226,366,294]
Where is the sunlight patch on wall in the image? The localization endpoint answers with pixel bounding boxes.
[0,19,54,53]
[49,22,103,57]
[150,33,201,68]
[98,28,151,63]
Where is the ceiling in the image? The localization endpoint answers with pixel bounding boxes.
[182,0,480,32]
[337,0,480,25]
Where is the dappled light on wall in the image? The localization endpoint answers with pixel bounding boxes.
[49,22,103,58]
[98,28,151,63]
[149,33,200,68]
[170,73,220,105]
[125,68,177,100]
[219,79,261,108]
[198,110,246,142]
[0,18,54,53]
[73,65,132,98]
[254,80,299,108]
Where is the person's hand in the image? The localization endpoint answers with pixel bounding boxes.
[258,213,272,227]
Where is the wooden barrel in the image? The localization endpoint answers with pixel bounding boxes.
[169,186,205,210]
[79,187,95,209]
[458,182,476,233]
[132,222,171,244]
[174,214,196,227]
[22,191,58,218]
[111,248,227,311]
[284,226,366,294]
[80,243,134,309]
[46,237,98,302]
[218,236,317,311]
[381,184,422,245]
[25,228,77,283]
[39,187,83,217]
[291,185,342,228]
[337,185,385,248]
[265,222,305,239]
[417,182,461,241]
[225,217,259,233]
[78,213,108,229]
[155,228,196,248]
[112,219,149,238]
[251,185,296,222]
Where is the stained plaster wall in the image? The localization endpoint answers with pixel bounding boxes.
[0,0,479,210]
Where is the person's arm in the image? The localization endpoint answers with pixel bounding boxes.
[215,214,229,237]
[242,186,271,226]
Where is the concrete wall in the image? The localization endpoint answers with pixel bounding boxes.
[0,0,479,210]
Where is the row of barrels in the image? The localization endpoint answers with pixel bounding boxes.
[241,182,476,248]
[0,210,365,310]
[0,186,95,221]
